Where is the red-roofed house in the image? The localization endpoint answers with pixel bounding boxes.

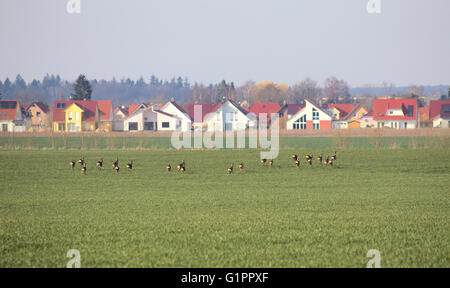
[0,100,27,132]
[25,102,50,132]
[249,102,281,126]
[372,99,418,129]
[286,100,332,130]
[53,100,112,132]
[429,100,450,128]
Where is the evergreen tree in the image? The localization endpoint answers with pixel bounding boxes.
[14,74,27,90]
[71,74,92,100]
[136,76,146,87]
[3,78,12,97]
[215,80,229,103]
[176,77,184,89]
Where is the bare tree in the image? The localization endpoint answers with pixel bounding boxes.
[322,77,351,103]
[290,78,321,104]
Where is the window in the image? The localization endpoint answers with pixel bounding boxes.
[68,112,73,121]
[67,123,80,132]
[312,108,319,120]
[129,122,138,131]
[407,105,414,117]
[313,123,320,130]
[2,124,8,131]
[405,122,408,129]
[293,114,306,130]
[162,122,170,128]
[56,103,66,109]
[75,112,79,121]
[36,112,41,117]
[58,123,65,131]
[144,122,154,130]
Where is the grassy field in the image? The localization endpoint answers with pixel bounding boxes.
[1,135,450,150]
[0,146,449,267]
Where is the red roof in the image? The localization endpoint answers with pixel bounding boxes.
[184,103,221,122]
[249,102,281,121]
[0,100,20,120]
[97,100,112,121]
[429,100,450,119]
[53,100,98,122]
[372,99,417,121]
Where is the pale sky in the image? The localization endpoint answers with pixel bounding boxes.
[0,0,449,87]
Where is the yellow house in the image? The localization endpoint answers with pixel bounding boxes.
[347,106,368,121]
[53,101,99,132]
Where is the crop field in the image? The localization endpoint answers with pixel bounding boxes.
[0,140,449,267]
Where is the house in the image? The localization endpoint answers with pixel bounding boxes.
[0,100,27,132]
[25,102,50,132]
[52,100,113,132]
[372,99,417,129]
[359,112,376,128]
[159,101,192,131]
[123,106,181,132]
[325,104,367,129]
[278,104,305,129]
[97,100,113,132]
[429,100,450,128]
[286,99,332,130]
[112,106,129,131]
[249,102,281,127]
[202,100,257,131]
[123,107,157,131]
[184,103,220,131]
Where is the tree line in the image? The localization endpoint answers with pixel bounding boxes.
[0,74,448,108]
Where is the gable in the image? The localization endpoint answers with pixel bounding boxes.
[161,102,191,121]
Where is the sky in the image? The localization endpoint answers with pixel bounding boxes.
[0,0,449,87]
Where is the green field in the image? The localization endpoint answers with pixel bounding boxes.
[0,144,449,267]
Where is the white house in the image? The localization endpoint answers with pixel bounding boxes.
[154,110,182,131]
[123,108,158,132]
[159,101,192,131]
[286,99,332,130]
[432,116,450,128]
[203,100,256,131]
[123,107,181,132]
[0,100,27,132]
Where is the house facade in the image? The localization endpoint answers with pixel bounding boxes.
[159,101,192,132]
[53,100,112,132]
[25,102,50,132]
[429,100,450,128]
[373,99,417,129]
[123,108,157,131]
[286,100,332,130]
[0,100,27,132]
[203,100,256,131]
[123,107,181,132]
